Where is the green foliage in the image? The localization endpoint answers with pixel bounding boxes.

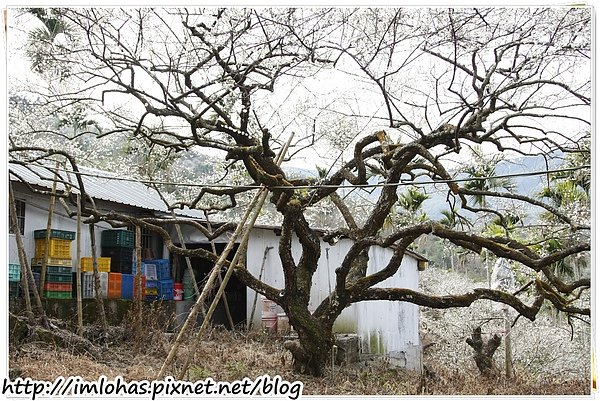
[224,361,248,377]
[25,8,75,78]
[462,146,514,207]
[535,136,590,279]
[439,208,472,230]
[398,187,430,212]
[188,364,212,379]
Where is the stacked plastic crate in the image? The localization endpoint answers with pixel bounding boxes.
[101,230,133,300]
[134,259,173,301]
[78,256,111,298]
[101,230,134,273]
[32,229,75,299]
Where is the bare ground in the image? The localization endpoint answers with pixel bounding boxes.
[8,322,590,396]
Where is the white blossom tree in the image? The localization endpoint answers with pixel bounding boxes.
[8,7,591,376]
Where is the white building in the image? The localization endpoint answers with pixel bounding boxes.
[9,162,425,370]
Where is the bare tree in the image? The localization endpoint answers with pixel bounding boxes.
[8,7,590,376]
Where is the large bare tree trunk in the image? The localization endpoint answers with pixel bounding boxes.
[283,307,334,376]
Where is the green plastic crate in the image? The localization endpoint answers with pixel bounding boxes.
[46,266,73,275]
[9,264,20,282]
[44,291,72,299]
[34,229,76,241]
[101,230,134,248]
[45,273,73,283]
[9,281,19,298]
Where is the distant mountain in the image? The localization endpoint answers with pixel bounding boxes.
[422,153,564,220]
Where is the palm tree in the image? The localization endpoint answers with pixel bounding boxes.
[25,8,73,77]
[462,146,514,207]
[398,186,430,213]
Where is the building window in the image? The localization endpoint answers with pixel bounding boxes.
[127,225,153,251]
[140,227,152,250]
[9,199,26,235]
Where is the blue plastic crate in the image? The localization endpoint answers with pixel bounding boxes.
[158,279,173,300]
[121,274,134,300]
[9,281,20,298]
[133,262,157,280]
[143,259,171,280]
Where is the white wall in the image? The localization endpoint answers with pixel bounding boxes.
[9,186,135,267]
[246,227,422,370]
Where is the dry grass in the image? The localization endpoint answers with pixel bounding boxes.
[8,325,590,396]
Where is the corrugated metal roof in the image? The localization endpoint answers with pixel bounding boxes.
[9,162,428,262]
[9,162,169,213]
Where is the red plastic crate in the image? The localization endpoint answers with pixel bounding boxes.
[108,272,122,299]
[43,282,72,292]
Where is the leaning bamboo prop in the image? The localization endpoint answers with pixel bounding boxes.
[157,134,293,379]
[39,162,59,297]
[75,194,84,336]
[89,223,108,336]
[204,211,235,330]
[9,182,49,327]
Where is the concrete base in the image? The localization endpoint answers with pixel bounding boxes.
[334,334,360,366]
[174,299,195,331]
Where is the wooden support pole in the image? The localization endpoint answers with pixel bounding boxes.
[158,134,293,379]
[204,211,235,330]
[247,246,272,331]
[39,162,59,296]
[76,194,84,336]
[9,185,33,321]
[89,223,108,336]
[504,307,514,378]
[134,225,143,335]
[9,182,48,327]
[171,213,206,316]
[175,135,294,380]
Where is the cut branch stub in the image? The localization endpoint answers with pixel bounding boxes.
[466,326,501,377]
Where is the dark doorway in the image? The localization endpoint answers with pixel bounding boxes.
[173,243,246,329]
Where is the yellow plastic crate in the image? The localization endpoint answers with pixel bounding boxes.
[35,238,72,259]
[80,257,111,272]
[31,257,72,267]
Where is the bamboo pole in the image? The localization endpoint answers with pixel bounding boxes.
[9,186,33,321]
[9,183,48,326]
[158,187,263,378]
[134,225,143,335]
[175,136,294,380]
[177,189,269,379]
[75,194,84,336]
[204,211,234,330]
[158,135,293,379]
[89,223,108,335]
[504,307,513,378]
[39,162,59,296]
[247,246,272,331]
[171,214,205,316]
